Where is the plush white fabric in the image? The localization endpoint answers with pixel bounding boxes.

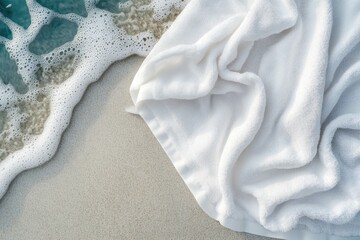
[130,0,360,239]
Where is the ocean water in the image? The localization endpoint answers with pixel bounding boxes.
[0,0,188,198]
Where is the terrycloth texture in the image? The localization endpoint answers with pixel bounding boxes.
[130,0,360,239]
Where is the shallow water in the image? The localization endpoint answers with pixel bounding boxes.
[28,17,79,55]
[0,0,187,198]
[0,0,31,29]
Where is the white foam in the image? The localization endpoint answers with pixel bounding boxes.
[0,0,188,198]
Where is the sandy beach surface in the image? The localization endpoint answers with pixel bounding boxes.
[0,56,272,240]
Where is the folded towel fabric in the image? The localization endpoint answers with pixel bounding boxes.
[130,0,360,239]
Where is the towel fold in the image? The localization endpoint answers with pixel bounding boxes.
[130,0,360,239]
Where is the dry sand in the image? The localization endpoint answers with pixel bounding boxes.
[0,56,273,240]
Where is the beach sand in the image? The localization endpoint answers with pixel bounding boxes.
[0,56,272,240]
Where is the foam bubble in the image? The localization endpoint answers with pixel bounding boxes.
[0,0,188,198]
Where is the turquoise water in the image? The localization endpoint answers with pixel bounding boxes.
[36,0,88,17]
[28,17,78,55]
[0,0,145,93]
[0,44,28,94]
[0,0,183,96]
[0,20,11,39]
[0,0,31,29]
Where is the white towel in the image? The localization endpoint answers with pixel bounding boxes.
[130,0,360,239]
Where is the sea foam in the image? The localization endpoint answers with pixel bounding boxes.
[0,0,188,198]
